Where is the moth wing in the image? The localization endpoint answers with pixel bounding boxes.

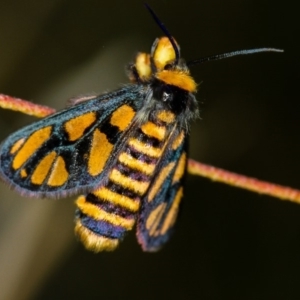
[0,85,142,198]
[136,130,187,251]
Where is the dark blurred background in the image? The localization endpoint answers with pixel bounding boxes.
[0,0,299,299]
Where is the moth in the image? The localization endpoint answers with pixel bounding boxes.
[0,5,282,252]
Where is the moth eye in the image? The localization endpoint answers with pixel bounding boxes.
[164,63,173,70]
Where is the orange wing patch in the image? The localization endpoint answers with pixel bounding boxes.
[88,129,113,176]
[110,105,135,131]
[47,156,69,186]
[20,169,27,178]
[12,126,52,170]
[172,152,186,183]
[145,187,183,237]
[64,112,96,142]
[31,151,56,185]
[10,138,25,154]
[148,162,176,202]
[146,202,167,236]
[172,131,185,150]
[160,187,183,235]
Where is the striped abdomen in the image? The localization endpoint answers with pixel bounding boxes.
[75,109,176,252]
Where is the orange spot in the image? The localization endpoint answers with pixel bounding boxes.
[10,138,25,154]
[64,112,96,141]
[128,138,162,158]
[118,152,155,176]
[160,187,183,234]
[146,202,167,236]
[148,162,176,202]
[75,221,119,252]
[157,110,175,124]
[93,187,140,212]
[152,37,179,70]
[47,156,68,186]
[20,169,27,178]
[31,151,56,185]
[109,169,150,196]
[110,105,135,131]
[156,70,197,92]
[135,53,151,80]
[12,126,52,170]
[76,196,135,229]
[172,131,185,150]
[172,153,187,183]
[141,122,166,141]
[88,129,113,176]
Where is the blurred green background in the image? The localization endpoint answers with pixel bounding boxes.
[0,0,299,299]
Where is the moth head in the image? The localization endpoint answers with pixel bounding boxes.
[129,37,197,94]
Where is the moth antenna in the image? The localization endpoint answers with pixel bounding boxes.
[187,48,284,66]
[144,3,180,64]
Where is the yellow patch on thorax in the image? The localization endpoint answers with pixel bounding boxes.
[156,69,197,92]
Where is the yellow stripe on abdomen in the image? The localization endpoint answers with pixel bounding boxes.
[76,196,135,229]
[93,186,140,212]
[141,122,166,141]
[75,221,119,252]
[109,169,150,196]
[128,138,162,158]
[118,152,155,176]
